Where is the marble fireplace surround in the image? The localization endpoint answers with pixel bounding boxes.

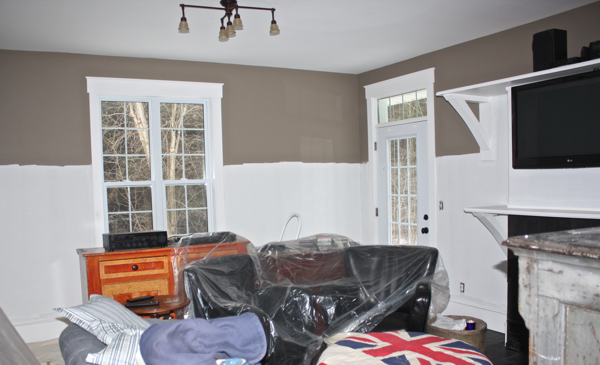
[503,227,600,364]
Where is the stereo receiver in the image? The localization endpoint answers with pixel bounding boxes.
[103,231,168,252]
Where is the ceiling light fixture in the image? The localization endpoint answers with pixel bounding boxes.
[178,1,280,42]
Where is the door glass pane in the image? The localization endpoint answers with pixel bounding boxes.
[388,136,418,245]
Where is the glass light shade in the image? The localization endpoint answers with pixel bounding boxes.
[233,14,243,30]
[218,26,229,42]
[269,20,280,36]
[178,17,190,33]
[226,22,236,37]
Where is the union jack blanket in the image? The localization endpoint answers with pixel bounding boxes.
[318,331,492,365]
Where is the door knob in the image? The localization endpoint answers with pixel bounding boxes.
[423,214,429,220]
[421,227,429,234]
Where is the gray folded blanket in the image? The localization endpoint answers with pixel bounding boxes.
[139,312,267,365]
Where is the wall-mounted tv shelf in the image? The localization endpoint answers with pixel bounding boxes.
[438,59,600,254]
[437,58,600,161]
[464,205,600,255]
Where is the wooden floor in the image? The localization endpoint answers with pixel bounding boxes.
[485,330,529,365]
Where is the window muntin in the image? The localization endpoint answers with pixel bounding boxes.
[378,89,427,124]
[100,100,210,236]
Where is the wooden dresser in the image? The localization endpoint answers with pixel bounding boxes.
[77,241,248,303]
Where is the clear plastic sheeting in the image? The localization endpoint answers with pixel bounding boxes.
[181,233,449,365]
[169,231,253,303]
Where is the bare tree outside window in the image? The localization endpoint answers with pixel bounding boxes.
[101,101,209,236]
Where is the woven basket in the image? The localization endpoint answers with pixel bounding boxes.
[425,315,487,353]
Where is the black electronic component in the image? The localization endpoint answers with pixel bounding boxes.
[125,300,159,308]
[103,231,168,252]
[532,29,567,72]
[126,295,154,303]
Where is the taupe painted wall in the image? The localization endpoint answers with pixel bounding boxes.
[357,1,600,161]
[0,51,359,166]
[1,2,599,167]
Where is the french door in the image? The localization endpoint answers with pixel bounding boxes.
[377,121,430,245]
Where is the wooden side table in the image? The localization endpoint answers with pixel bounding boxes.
[123,295,191,319]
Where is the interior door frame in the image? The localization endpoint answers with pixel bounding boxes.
[363,68,436,247]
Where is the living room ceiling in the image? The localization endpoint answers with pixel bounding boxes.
[0,0,596,74]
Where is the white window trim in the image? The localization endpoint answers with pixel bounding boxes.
[87,77,225,247]
[362,68,436,246]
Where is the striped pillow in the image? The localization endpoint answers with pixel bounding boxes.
[54,295,149,365]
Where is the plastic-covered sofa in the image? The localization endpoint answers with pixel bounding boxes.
[184,238,440,365]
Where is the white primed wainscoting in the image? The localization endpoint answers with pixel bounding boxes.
[0,164,95,342]
[222,162,363,245]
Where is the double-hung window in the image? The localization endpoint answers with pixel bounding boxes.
[87,78,224,245]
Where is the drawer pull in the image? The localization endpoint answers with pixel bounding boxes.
[132,265,138,271]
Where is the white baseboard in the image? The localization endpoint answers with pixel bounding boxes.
[444,300,506,333]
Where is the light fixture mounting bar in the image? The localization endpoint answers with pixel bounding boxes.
[180,3,275,14]
[178,1,279,40]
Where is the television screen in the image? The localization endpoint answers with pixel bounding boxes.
[512,70,600,169]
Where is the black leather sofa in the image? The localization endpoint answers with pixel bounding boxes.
[184,244,438,365]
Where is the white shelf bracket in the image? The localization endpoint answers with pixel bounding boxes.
[470,212,508,256]
[444,93,495,161]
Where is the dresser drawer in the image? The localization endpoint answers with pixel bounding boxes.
[99,256,169,280]
[102,279,170,303]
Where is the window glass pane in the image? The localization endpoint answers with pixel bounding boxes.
[167,210,187,236]
[131,213,153,232]
[128,157,151,181]
[163,155,183,180]
[187,185,207,208]
[183,104,204,129]
[166,185,186,209]
[184,130,205,154]
[188,209,208,233]
[107,187,129,212]
[185,156,205,180]
[103,156,126,182]
[126,102,149,129]
[103,129,125,155]
[102,102,125,128]
[377,89,427,124]
[108,213,130,233]
[161,103,182,129]
[127,129,149,155]
[162,130,182,155]
[130,187,152,211]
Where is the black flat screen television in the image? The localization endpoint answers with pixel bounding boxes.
[511,69,600,169]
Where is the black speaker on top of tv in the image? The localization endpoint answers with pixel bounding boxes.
[532,29,567,71]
